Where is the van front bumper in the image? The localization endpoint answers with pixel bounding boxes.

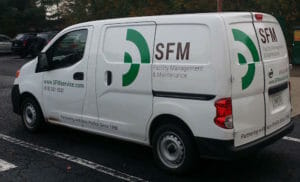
[195,120,294,159]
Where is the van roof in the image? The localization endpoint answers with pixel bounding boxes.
[65,12,243,28]
[63,12,276,33]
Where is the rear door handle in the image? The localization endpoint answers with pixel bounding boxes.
[73,72,84,80]
[105,71,112,86]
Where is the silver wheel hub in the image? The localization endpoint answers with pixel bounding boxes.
[157,132,185,169]
[24,104,36,125]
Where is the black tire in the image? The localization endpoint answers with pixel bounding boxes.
[21,97,45,132]
[152,123,196,174]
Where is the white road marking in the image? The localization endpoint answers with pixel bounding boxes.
[0,159,16,172]
[283,136,300,143]
[0,133,145,182]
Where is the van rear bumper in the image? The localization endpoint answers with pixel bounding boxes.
[195,120,294,159]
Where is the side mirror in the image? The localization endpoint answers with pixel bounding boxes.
[37,53,49,72]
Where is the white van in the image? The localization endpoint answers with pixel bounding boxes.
[12,12,293,173]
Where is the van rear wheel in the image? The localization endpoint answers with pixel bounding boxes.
[21,97,44,132]
[152,123,196,173]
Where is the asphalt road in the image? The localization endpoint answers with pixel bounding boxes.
[1,55,300,182]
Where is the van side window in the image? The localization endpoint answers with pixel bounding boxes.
[46,29,88,69]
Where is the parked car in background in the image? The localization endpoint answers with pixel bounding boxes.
[0,34,12,54]
[28,31,58,57]
[11,33,36,58]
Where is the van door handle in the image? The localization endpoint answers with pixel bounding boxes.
[73,72,84,80]
[105,71,112,86]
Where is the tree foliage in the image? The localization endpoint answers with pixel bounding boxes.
[0,0,46,36]
[0,0,298,44]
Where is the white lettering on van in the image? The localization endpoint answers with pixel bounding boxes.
[259,27,278,44]
[152,65,203,80]
[155,42,190,61]
[240,126,265,139]
[268,75,288,85]
[61,115,119,131]
[266,113,289,130]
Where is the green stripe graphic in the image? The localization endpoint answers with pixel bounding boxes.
[232,29,260,90]
[122,29,150,87]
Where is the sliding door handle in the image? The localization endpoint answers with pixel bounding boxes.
[105,71,112,86]
[73,72,84,80]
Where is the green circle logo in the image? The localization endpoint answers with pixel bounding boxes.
[122,29,150,87]
[232,29,260,90]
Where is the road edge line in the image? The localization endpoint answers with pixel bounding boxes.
[0,133,145,181]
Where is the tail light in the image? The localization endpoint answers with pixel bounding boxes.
[23,40,27,47]
[255,13,263,21]
[214,98,233,129]
[16,69,20,78]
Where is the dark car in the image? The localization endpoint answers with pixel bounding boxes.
[28,31,58,57]
[0,34,12,54]
[11,33,36,58]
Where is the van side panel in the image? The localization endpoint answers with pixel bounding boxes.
[150,15,233,141]
[96,23,155,141]
[82,25,101,124]
[152,24,215,95]
[17,59,45,113]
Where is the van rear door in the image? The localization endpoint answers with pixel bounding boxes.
[223,13,265,147]
[252,13,291,135]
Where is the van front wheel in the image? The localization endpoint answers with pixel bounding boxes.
[21,97,44,132]
[152,123,196,173]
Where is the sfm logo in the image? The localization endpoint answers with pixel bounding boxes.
[232,29,260,90]
[122,29,150,87]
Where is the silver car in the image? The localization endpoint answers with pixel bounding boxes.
[0,34,12,53]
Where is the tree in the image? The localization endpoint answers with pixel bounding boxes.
[0,0,46,36]
[0,0,298,45]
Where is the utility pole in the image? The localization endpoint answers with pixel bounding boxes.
[217,0,223,12]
